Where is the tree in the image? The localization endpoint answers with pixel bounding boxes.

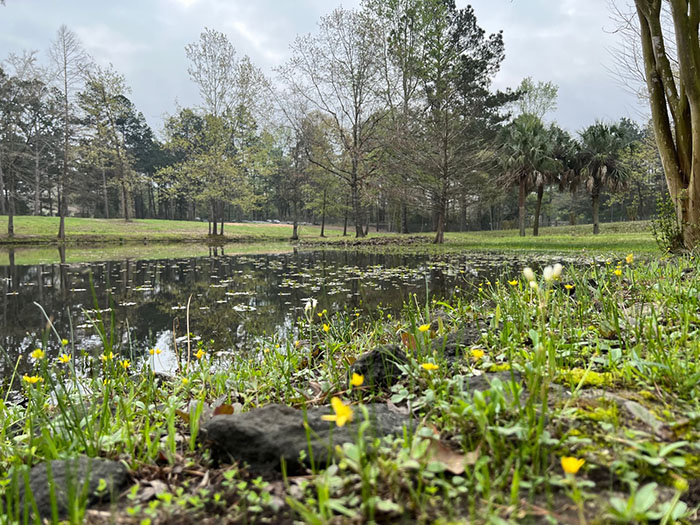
[80,65,135,220]
[413,1,508,243]
[632,0,700,248]
[48,25,90,240]
[185,28,238,118]
[279,7,386,238]
[578,121,636,234]
[500,114,560,236]
[515,77,558,120]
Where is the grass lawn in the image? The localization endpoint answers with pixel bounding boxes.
[307,221,659,254]
[0,216,345,245]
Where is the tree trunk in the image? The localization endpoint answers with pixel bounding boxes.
[351,177,364,238]
[0,161,6,215]
[7,169,14,238]
[533,183,544,236]
[592,186,600,235]
[401,200,408,234]
[219,202,224,235]
[518,176,526,237]
[102,164,109,219]
[120,180,130,222]
[34,139,41,215]
[320,189,326,238]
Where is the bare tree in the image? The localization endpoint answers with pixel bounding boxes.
[185,28,238,118]
[278,7,386,238]
[48,25,90,241]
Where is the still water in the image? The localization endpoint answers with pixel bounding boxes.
[0,248,546,376]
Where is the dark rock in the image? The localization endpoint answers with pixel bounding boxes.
[350,344,407,388]
[200,403,410,475]
[16,456,128,520]
[465,371,522,393]
[430,326,482,361]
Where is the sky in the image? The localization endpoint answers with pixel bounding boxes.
[0,0,645,135]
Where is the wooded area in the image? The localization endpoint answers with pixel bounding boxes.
[0,0,668,243]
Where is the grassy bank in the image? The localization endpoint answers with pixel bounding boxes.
[0,216,343,246]
[1,253,698,523]
[0,216,657,254]
[305,221,658,254]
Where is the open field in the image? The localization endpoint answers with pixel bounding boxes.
[0,216,345,245]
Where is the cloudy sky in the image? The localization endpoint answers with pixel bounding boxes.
[0,0,645,134]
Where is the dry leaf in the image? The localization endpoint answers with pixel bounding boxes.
[386,400,409,415]
[401,332,416,350]
[213,404,234,416]
[427,439,467,475]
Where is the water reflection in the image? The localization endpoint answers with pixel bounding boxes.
[0,249,526,377]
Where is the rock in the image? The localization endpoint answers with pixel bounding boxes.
[200,403,410,474]
[466,371,523,393]
[430,326,482,361]
[350,344,407,388]
[16,456,128,520]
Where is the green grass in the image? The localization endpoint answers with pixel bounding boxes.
[0,242,294,266]
[0,216,345,245]
[306,220,658,254]
[1,254,698,523]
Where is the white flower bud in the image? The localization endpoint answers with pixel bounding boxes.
[553,263,563,279]
[523,267,535,282]
[543,265,554,282]
[529,281,539,291]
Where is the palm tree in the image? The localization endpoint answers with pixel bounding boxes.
[501,114,560,236]
[578,121,634,234]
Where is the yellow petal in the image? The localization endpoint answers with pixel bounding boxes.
[561,456,585,475]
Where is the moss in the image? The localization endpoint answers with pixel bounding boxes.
[488,363,512,373]
[574,400,619,425]
[557,368,617,388]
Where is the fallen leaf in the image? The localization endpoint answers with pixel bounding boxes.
[386,400,409,415]
[401,332,416,350]
[213,404,234,416]
[426,439,467,475]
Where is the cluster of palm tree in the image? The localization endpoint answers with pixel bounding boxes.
[501,115,639,236]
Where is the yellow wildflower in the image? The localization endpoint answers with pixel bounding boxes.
[321,397,353,427]
[323,324,330,333]
[418,324,430,333]
[195,348,205,360]
[61,339,69,346]
[561,456,585,475]
[58,353,71,364]
[23,375,43,384]
[564,284,574,290]
[119,359,130,369]
[182,377,189,386]
[421,363,439,371]
[350,373,364,387]
[101,351,114,362]
[30,349,45,360]
[626,253,634,264]
[508,280,518,286]
[470,349,485,360]
[614,269,622,277]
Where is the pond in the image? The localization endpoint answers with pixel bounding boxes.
[0,247,567,378]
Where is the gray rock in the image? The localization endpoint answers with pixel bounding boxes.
[350,344,407,388]
[15,456,128,520]
[430,326,482,361]
[200,403,410,474]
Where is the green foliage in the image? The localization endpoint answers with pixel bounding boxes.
[651,197,685,253]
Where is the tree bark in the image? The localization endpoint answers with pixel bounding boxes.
[518,176,526,237]
[533,183,544,236]
[0,161,5,215]
[7,168,14,238]
[592,185,600,235]
[102,163,109,219]
[34,139,41,215]
[320,189,326,237]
